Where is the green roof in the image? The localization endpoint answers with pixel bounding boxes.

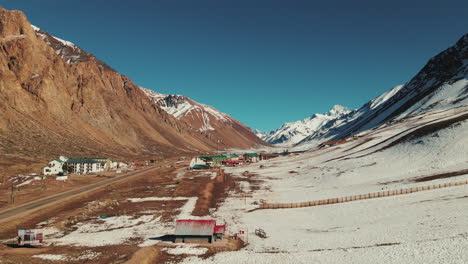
[244,153,260,157]
[192,164,211,169]
[211,155,228,160]
[66,158,102,164]
[228,154,239,158]
[199,155,228,161]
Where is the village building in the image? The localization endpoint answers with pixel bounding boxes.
[190,157,209,168]
[175,220,225,243]
[43,156,68,175]
[260,153,279,161]
[210,155,229,166]
[66,158,105,174]
[227,154,239,161]
[17,229,43,246]
[193,155,229,167]
[104,159,127,171]
[243,153,260,163]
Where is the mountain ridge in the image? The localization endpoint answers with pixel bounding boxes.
[141,87,267,149]
[261,33,467,148]
[0,7,264,177]
[297,33,468,146]
[258,105,350,145]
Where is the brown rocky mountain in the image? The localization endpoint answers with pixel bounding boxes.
[0,7,265,177]
[141,88,266,150]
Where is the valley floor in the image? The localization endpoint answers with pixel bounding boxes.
[181,110,468,264]
[0,108,467,264]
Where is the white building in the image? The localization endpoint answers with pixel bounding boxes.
[43,156,68,176]
[66,158,105,174]
[103,159,128,171]
[190,157,208,168]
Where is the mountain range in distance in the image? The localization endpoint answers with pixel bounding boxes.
[0,6,466,176]
[257,33,467,147]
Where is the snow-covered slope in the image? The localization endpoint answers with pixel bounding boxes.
[261,105,350,146]
[191,107,468,264]
[141,88,232,131]
[141,88,267,148]
[253,129,271,140]
[297,33,468,148]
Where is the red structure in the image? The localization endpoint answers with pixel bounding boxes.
[175,220,225,243]
[222,160,244,166]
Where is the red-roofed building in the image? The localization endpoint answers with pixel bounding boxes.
[175,219,225,243]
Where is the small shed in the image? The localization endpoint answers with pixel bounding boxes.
[18,229,43,246]
[175,220,226,243]
[214,224,226,240]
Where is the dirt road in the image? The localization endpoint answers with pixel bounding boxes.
[0,166,161,222]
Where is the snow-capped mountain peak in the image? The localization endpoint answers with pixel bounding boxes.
[261,105,351,145]
[140,87,230,130]
[325,105,351,117]
[140,87,267,148]
[296,33,468,148]
[254,129,271,139]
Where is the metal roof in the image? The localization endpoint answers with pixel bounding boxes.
[66,158,102,164]
[244,153,260,157]
[214,225,226,234]
[175,220,216,236]
[192,164,211,169]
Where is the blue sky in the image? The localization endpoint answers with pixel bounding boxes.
[1,0,467,131]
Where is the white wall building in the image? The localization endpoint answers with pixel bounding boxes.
[66,158,105,174]
[43,156,68,175]
[190,157,208,168]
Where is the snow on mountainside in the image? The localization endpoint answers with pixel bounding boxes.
[253,129,271,140]
[31,25,112,69]
[261,105,350,145]
[140,88,231,132]
[296,33,468,148]
[295,84,406,146]
[141,87,267,148]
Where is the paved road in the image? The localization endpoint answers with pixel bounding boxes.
[0,166,161,222]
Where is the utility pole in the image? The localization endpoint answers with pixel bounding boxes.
[42,176,47,190]
[10,185,17,204]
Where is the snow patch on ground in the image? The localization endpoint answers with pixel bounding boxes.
[33,254,67,261]
[127,197,191,202]
[49,215,170,247]
[48,195,199,247]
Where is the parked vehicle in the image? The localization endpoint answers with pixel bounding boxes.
[18,229,43,246]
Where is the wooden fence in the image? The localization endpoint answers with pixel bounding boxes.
[258,179,468,209]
